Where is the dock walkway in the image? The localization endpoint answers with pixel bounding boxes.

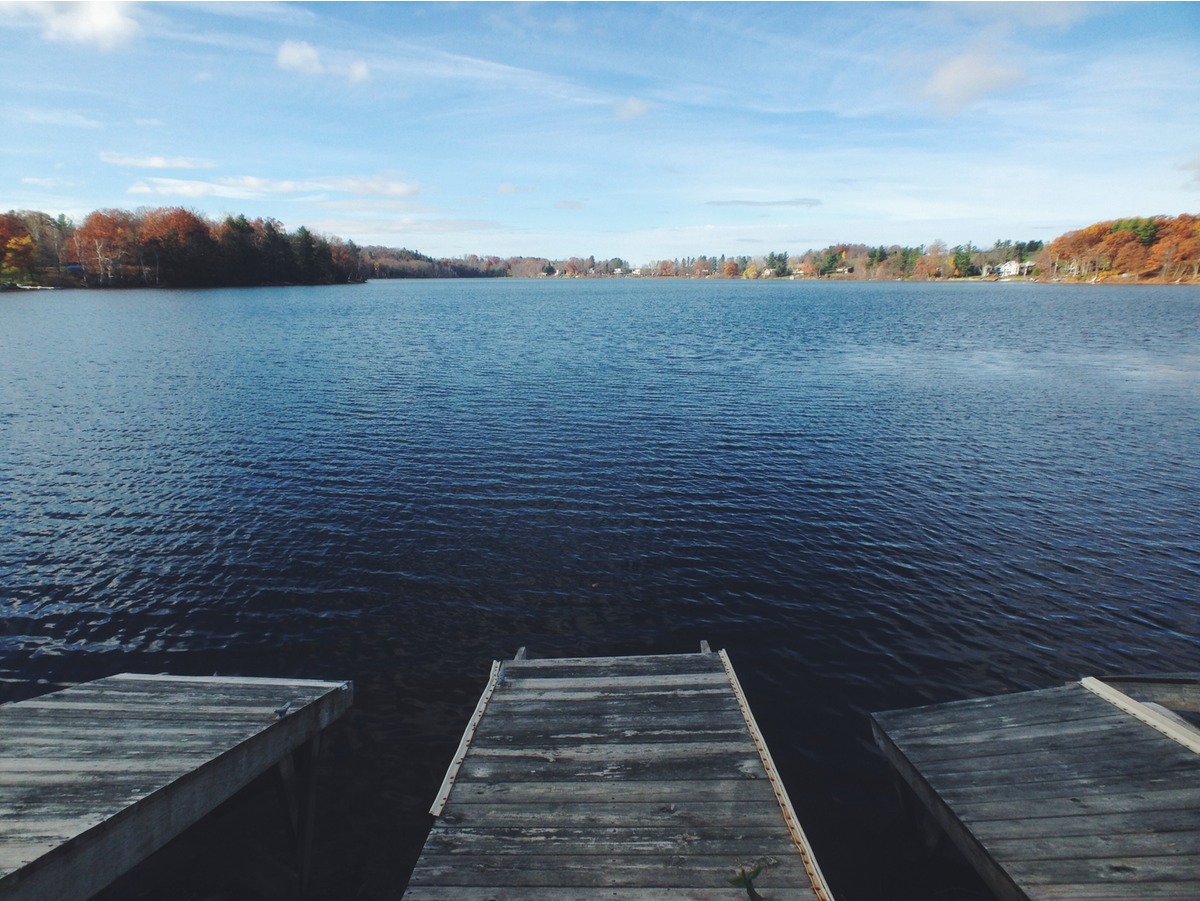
[404,645,832,900]
[872,675,1200,901]
[0,672,352,900]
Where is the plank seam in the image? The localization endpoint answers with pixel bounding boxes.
[718,649,834,901]
[429,659,502,817]
[1080,677,1200,756]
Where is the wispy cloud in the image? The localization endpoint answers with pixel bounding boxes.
[8,107,103,128]
[497,183,538,195]
[22,176,77,188]
[101,152,216,169]
[23,1,140,50]
[277,39,370,83]
[315,199,439,215]
[1181,155,1200,188]
[707,198,823,208]
[128,174,419,200]
[556,200,585,210]
[615,97,652,121]
[309,217,503,238]
[921,52,1025,115]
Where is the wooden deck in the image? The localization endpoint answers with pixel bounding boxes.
[404,645,832,901]
[872,675,1200,901]
[0,672,352,900]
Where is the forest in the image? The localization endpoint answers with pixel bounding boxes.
[2,207,1198,288]
[1039,214,1200,282]
[0,208,368,288]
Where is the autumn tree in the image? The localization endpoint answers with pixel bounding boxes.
[141,207,217,286]
[0,213,32,281]
[3,235,36,281]
[77,209,139,285]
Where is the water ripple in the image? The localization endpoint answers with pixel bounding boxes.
[1,280,1198,899]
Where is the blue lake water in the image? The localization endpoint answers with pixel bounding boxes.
[2,279,1198,899]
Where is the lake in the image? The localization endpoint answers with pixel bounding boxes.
[2,278,1198,899]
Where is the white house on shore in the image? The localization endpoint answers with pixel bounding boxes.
[994,259,1035,277]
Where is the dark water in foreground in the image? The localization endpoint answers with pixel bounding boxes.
[2,279,1198,899]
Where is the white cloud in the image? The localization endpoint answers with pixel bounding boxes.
[128,174,420,200]
[25,1,140,50]
[556,200,585,210]
[497,183,537,195]
[277,39,324,75]
[321,176,417,197]
[615,97,652,121]
[277,39,370,83]
[922,52,1026,115]
[101,152,216,169]
[707,198,823,208]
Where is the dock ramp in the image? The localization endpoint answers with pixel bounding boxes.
[405,644,832,900]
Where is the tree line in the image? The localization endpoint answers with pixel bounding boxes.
[3,207,1197,288]
[628,240,1045,280]
[0,207,368,288]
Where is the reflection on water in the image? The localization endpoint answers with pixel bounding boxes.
[2,279,1198,899]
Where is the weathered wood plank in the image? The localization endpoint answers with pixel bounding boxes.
[410,650,828,900]
[422,824,799,857]
[922,749,1200,792]
[1030,882,1200,900]
[0,673,352,901]
[486,687,738,706]
[438,800,794,830]
[454,747,768,784]
[443,778,779,805]
[907,734,1190,782]
[954,785,1200,823]
[1004,852,1200,886]
[403,889,786,901]
[880,709,1132,757]
[873,677,1200,901]
[472,718,751,747]
[938,769,1188,805]
[873,685,1088,729]
[497,672,732,691]
[405,853,815,888]
[968,807,1200,841]
[501,653,723,674]
[984,828,1200,862]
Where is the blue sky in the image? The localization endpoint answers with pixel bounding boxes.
[4,2,1199,262]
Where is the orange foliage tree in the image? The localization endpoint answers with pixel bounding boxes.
[76,209,140,285]
[1047,214,1199,281]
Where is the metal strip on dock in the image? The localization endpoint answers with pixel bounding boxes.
[872,676,1200,901]
[405,645,832,900]
[0,672,353,900]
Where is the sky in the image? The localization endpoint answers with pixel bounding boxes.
[3,1,1199,263]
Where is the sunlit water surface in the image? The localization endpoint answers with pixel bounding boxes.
[2,279,1198,899]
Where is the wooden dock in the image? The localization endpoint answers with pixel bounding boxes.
[0,672,352,900]
[404,644,832,900]
[872,675,1200,901]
